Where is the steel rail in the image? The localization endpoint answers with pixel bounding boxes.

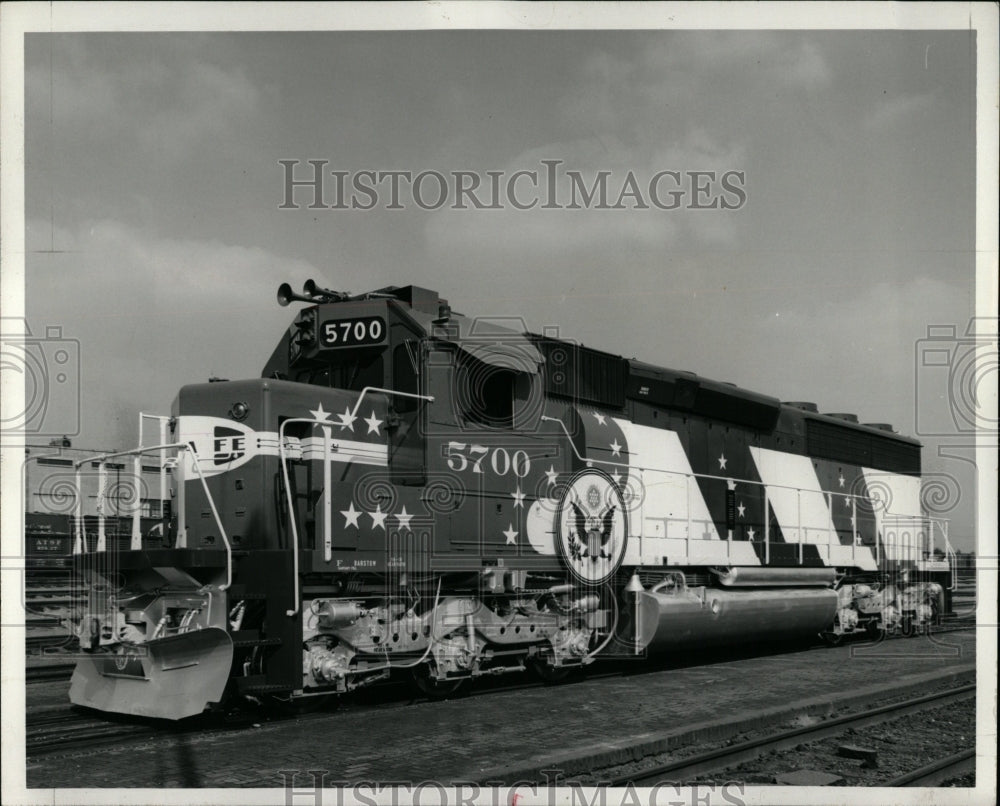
[26,721,160,756]
[886,748,976,786]
[608,683,976,786]
[25,663,77,682]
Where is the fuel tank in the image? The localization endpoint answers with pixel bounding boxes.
[633,585,838,653]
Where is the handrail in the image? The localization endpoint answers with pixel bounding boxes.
[278,387,435,617]
[135,413,171,549]
[926,515,958,591]
[73,442,232,590]
[539,414,952,570]
[540,415,876,500]
[348,386,435,424]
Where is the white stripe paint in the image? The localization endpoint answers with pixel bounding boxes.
[750,445,876,571]
[861,467,924,563]
[616,419,760,567]
[177,415,388,478]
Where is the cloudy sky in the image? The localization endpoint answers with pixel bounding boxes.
[22,27,981,544]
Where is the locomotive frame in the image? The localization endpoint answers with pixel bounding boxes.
[68,282,957,719]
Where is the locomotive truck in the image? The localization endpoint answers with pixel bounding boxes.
[68,282,956,719]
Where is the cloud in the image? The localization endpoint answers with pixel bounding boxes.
[560,34,820,144]
[26,36,261,162]
[25,218,318,447]
[423,132,747,259]
[863,92,936,132]
[640,33,832,89]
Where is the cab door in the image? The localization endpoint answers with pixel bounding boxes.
[388,334,426,485]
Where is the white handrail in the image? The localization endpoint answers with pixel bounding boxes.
[130,453,142,549]
[540,415,875,500]
[541,414,871,561]
[73,442,232,590]
[96,461,107,553]
[134,412,171,549]
[540,413,959,575]
[348,386,435,424]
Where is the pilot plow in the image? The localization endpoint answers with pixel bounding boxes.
[70,627,234,720]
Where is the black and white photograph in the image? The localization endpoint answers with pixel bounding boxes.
[1,3,996,805]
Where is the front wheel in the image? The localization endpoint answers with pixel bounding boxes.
[268,692,339,715]
[411,662,465,700]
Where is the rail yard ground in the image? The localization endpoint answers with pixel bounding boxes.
[24,625,979,790]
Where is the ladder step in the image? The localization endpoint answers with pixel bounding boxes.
[230,629,282,648]
[236,675,289,693]
[226,587,267,600]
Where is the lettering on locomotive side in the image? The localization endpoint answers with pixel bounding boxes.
[336,559,377,568]
[213,426,247,465]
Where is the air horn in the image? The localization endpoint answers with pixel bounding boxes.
[276,279,348,306]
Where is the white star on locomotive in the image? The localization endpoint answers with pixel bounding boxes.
[368,504,388,531]
[610,438,622,457]
[310,402,333,422]
[838,474,846,488]
[593,411,607,426]
[737,502,746,518]
[395,506,413,530]
[364,410,383,435]
[718,453,728,470]
[747,527,756,540]
[337,406,357,432]
[503,524,518,545]
[511,487,526,509]
[341,502,361,528]
[544,466,558,486]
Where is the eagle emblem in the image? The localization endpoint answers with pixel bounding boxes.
[568,500,617,562]
[556,469,628,584]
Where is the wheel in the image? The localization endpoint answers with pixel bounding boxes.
[267,692,338,715]
[411,663,465,700]
[864,620,884,641]
[820,631,843,647]
[526,655,573,684]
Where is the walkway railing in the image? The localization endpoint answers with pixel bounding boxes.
[539,414,954,571]
[71,442,232,590]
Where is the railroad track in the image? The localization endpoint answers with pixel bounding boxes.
[25,634,76,653]
[26,710,164,756]
[608,683,976,786]
[23,655,672,759]
[886,748,976,786]
[26,663,78,683]
[26,632,978,760]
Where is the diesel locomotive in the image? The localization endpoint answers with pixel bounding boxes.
[68,282,956,719]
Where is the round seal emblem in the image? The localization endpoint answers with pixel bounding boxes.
[555,469,628,585]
